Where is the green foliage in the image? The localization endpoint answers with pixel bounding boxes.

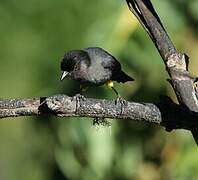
[0,0,198,179]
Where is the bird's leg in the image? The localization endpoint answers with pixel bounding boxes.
[73,84,88,101]
[106,80,127,115]
[111,86,119,96]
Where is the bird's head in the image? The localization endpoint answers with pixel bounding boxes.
[60,50,87,81]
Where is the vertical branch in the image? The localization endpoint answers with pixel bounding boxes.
[126,0,198,144]
[126,0,176,59]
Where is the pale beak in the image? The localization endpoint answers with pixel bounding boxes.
[60,71,69,81]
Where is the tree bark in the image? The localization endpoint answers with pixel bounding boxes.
[126,0,198,144]
[0,95,198,131]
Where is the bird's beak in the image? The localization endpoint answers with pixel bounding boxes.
[60,71,69,81]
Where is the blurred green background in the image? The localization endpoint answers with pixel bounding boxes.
[0,0,198,179]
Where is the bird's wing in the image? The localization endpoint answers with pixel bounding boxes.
[101,55,121,73]
[84,47,121,71]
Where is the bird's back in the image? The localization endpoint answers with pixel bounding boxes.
[84,47,121,84]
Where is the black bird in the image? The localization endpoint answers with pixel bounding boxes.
[60,47,134,95]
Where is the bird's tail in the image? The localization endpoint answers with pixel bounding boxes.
[115,71,134,83]
[191,130,198,146]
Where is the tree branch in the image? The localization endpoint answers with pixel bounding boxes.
[1,1,198,143]
[126,0,198,144]
[0,95,198,131]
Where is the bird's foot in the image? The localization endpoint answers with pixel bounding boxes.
[72,94,86,111]
[115,96,128,115]
[115,96,128,106]
[73,93,86,101]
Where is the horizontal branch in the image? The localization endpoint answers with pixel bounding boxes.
[0,94,198,131]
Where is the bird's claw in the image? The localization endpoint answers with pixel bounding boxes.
[115,96,128,115]
[72,94,86,112]
[115,96,127,106]
[72,93,86,101]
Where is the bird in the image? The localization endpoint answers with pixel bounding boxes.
[60,47,134,96]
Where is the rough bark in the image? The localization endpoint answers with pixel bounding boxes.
[0,95,198,131]
[126,0,198,144]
